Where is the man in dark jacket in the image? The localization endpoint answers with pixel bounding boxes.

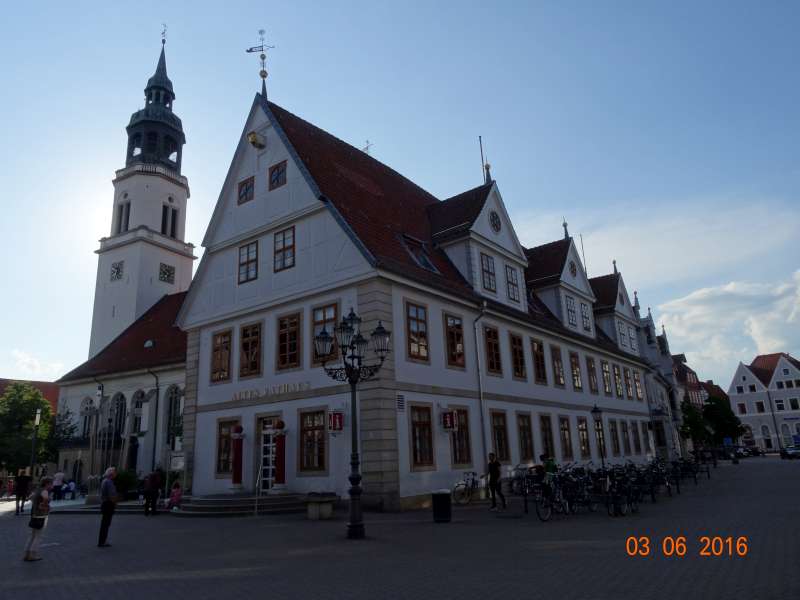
[487,453,507,511]
[98,467,117,548]
[143,470,161,516]
[15,470,32,516]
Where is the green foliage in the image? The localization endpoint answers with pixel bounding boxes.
[679,399,710,444]
[703,397,745,444]
[0,383,52,472]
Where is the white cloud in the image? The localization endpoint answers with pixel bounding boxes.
[511,197,800,288]
[656,271,800,385]
[9,349,64,382]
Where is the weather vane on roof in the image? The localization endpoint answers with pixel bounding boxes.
[161,23,167,45]
[246,29,275,97]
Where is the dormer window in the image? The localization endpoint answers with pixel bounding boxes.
[402,236,438,273]
[628,326,638,352]
[480,254,496,292]
[580,303,591,331]
[566,296,577,327]
[617,321,628,347]
[505,266,520,302]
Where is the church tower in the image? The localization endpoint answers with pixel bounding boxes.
[88,40,195,357]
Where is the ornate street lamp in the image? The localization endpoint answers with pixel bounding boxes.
[28,408,42,477]
[315,308,391,540]
[590,404,606,471]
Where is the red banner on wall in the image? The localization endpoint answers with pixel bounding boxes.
[329,411,344,431]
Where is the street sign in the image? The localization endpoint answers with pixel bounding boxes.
[329,411,344,432]
[723,437,733,447]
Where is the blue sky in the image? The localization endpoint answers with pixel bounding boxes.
[1,1,798,386]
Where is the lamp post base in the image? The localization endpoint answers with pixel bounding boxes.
[346,522,365,539]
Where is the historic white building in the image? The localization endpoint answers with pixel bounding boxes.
[727,352,800,450]
[57,42,194,482]
[175,85,675,509]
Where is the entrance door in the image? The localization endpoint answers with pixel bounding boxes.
[260,418,277,492]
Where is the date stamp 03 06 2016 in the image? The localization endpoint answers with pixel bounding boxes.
[625,536,749,558]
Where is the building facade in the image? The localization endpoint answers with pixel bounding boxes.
[727,353,800,450]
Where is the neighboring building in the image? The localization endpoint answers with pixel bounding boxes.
[176,85,660,509]
[0,378,60,414]
[673,354,704,410]
[56,42,194,483]
[699,380,728,405]
[727,353,800,451]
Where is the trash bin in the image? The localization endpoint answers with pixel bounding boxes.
[431,489,451,523]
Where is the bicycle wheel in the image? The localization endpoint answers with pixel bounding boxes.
[535,495,552,522]
[452,483,470,505]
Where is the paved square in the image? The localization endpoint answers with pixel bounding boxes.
[1,458,798,599]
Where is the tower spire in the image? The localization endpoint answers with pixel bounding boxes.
[562,218,569,239]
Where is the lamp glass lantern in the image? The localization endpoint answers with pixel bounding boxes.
[371,320,391,359]
[591,404,602,422]
[34,408,42,427]
[335,319,355,352]
[314,327,335,360]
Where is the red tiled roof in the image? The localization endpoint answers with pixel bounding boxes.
[699,380,728,400]
[748,352,800,386]
[589,273,620,310]
[58,293,187,383]
[524,239,570,287]
[266,100,473,296]
[427,182,493,241]
[0,379,59,413]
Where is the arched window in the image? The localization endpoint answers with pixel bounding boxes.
[128,133,142,158]
[132,390,146,434]
[146,132,158,154]
[164,136,178,163]
[79,397,93,438]
[111,393,127,436]
[761,424,773,449]
[742,425,753,440]
[165,385,183,451]
[781,424,791,447]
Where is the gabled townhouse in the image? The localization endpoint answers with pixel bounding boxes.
[727,353,800,450]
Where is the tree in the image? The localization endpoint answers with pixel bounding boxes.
[703,397,745,445]
[44,406,78,464]
[0,382,52,473]
[679,399,709,446]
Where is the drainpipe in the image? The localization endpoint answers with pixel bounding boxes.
[472,300,488,467]
[147,370,160,472]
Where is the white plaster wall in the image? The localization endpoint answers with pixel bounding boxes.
[192,392,351,497]
[194,286,360,407]
[112,174,189,241]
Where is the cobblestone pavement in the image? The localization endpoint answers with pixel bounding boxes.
[1,457,798,600]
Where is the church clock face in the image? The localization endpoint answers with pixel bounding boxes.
[159,263,176,285]
[489,211,501,233]
[110,261,124,281]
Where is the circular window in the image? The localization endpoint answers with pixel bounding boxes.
[569,261,577,277]
[619,293,625,305]
[489,211,501,233]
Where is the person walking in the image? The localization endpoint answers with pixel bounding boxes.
[15,469,32,516]
[23,476,53,562]
[142,470,161,516]
[52,471,65,501]
[487,453,507,511]
[98,467,118,548]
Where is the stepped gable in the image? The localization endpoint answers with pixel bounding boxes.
[427,182,494,242]
[524,238,571,288]
[59,292,187,383]
[266,100,473,296]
